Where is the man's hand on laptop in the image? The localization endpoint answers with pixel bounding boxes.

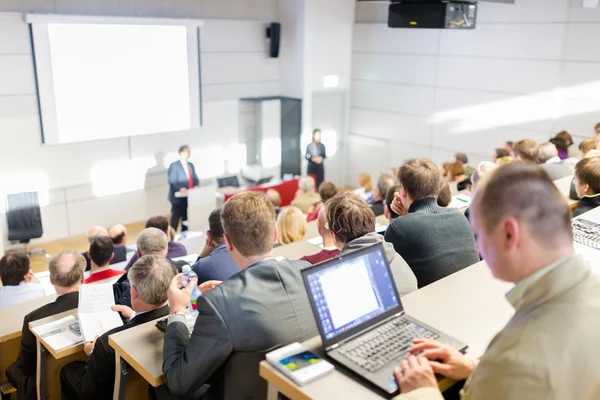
[408,339,475,381]
[394,355,437,393]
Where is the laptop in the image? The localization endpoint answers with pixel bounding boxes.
[216,174,240,189]
[302,243,467,397]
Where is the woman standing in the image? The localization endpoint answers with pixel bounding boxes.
[305,129,326,187]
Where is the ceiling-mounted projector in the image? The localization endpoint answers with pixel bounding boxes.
[388,1,478,29]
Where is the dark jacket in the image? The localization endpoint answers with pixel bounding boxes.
[168,160,200,207]
[384,197,479,288]
[191,244,239,284]
[573,193,600,218]
[541,162,573,181]
[6,292,79,400]
[72,305,169,400]
[83,245,127,271]
[370,200,385,217]
[163,258,318,400]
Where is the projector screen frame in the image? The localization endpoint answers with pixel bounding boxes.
[25,13,204,146]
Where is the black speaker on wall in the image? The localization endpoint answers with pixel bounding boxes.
[266,22,281,58]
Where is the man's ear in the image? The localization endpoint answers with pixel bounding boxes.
[316,217,321,232]
[273,224,279,244]
[584,183,591,195]
[223,233,234,252]
[206,230,213,243]
[110,252,115,262]
[503,217,521,251]
[131,284,138,301]
[137,249,141,258]
[24,270,34,283]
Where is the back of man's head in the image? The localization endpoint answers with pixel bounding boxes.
[575,156,600,195]
[128,255,176,306]
[318,181,337,203]
[377,173,399,201]
[538,142,559,163]
[326,193,375,245]
[299,176,316,193]
[437,182,452,207]
[580,138,597,156]
[137,228,168,257]
[0,250,30,286]
[87,225,108,244]
[495,148,510,159]
[89,236,114,267]
[513,139,539,163]
[109,224,127,245]
[49,251,85,289]
[455,153,468,165]
[266,189,281,208]
[471,161,499,188]
[208,207,225,242]
[472,163,572,248]
[145,216,169,235]
[385,185,402,219]
[397,158,440,201]
[221,191,275,257]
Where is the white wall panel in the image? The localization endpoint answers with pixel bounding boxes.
[388,141,430,169]
[353,23,440,55]
[0,55,36,95]
[202,52,279,84]
[564,24,600,61]
[201,20,270,52]
[477,0,568,23]
[202,81,279,101]
[0,14,31,54]
[352,81,435,116]
[559,62,600,102]
[136,0,277,20]
[440,24,566,60]
[55,0,137,15]
[352,53,437,87]
[346,134,389,186]
[350,108,431,146]
[554,96,600,138]
[569,3,600,22]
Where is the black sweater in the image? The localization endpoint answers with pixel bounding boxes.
[573,194,600,218]
[384,197,479,288]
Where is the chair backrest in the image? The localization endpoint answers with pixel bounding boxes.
[6,192,43,243]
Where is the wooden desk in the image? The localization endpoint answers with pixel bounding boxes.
[273,241,322,261]
[553,175,578,211]
[260,261,515,399]
[29,309,86,400]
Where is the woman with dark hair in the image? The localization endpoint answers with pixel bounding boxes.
[305,129,326,187]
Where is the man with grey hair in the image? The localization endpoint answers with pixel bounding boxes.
[7,251,85,400]
[60,255,174,400]
[291,176,321,214]
[371,173,399,216]
[136,227,169,258]
[538,142,573,180]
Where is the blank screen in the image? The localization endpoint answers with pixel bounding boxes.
[31,22,199,144]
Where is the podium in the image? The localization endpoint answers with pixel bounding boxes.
[186,184,217,231]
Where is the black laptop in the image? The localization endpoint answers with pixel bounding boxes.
[302,243,467,397]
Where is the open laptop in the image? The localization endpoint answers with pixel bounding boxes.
[302,243,467,397]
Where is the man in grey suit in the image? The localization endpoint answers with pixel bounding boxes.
[163,192,318,400]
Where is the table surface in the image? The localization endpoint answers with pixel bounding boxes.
[273,241,322,261]
[0,294,57,342]
[259,261,515,399]
[29,309,83,359]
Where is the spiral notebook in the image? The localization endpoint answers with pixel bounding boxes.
[572,218,600,250]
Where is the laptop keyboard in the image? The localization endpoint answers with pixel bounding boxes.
[338,316,439,373]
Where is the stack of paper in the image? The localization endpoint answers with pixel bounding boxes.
[78,284,123,342]
[31,315,82,351]
[449,194,472,209]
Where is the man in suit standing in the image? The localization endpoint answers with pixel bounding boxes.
[162,192,318,400]
[6,251,86,400]
[168,145,200,231]
[60,255,175,400]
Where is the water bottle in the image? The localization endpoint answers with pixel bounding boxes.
[181,266,201,316]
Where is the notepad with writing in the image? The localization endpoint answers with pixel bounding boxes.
[31,315,83,351]
[572,218,600,250]
[78,283,123,342]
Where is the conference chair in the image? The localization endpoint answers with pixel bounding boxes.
[6,192,49,258]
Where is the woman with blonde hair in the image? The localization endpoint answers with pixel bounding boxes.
[277,206,307,245]
[354,173,374,202]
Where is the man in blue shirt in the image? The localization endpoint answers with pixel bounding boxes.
[192,207,239,285]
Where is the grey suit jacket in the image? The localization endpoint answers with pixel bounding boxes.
[163,258,318,400]
[540,162,573,181]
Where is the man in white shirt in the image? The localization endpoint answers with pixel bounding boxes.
[0,250,46,308]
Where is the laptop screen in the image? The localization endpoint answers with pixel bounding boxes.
[304,245,400,342]
[216,175,240,188]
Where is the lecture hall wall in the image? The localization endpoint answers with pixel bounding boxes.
[0,0,280,248]
[348,0,600,183]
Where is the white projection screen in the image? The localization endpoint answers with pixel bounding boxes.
[27,15,202,145]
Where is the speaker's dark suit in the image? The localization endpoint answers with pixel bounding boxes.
[6,292,79,400]
[60,305,170,400]
[168,161,200,231]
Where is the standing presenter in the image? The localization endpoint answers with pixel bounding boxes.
[305,129,326,187]
[168,145,199,231]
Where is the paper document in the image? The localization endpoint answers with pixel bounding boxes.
[450,194,472,209]
[31,315,82,351]
[174,191,188,198]
[34,271,57,295]
[307,236,323,246]
[78,284,123,342]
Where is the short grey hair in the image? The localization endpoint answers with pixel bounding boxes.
[127,255,176,305]
[377,173,399,199]
[472,161,499,188]
[299,176,316,193]
[538,142,559,164]
[136,228,168,256]
[87,225,108,244]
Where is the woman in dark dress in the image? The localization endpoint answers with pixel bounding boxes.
[305,129,326,187]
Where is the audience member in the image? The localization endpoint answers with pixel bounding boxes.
[6,251,85,399]
[0,251,45,308]
[595,122,600,136]
[492,148,510,162]
[291,176,320,214]
[446,162,468,193]
[513,139,539,164]
[84,236,125,284]
[83,225,126,270]
[495,156,514,166]
[556,130,578,158]
[464,162,499,221]
[109,224,128,246]
[580,138,597,158]
[168,226,177,242]
[125,216,187,270]
[549,133,568,160]
[277,206,307,245]
[354,172,374,202]
[538,142,573,180]
[395,163,600,399]
[371,173,399,217]
[385,185,404,221]
[300,208,340,265]
[503,140,514,156]
[191,208,238,285]
[454,153,474,176]
[307,181,337,222]
[60,255,174,400]
[162,192,318,399]
[437,182,452,208]
[573,156,600,217]
[385,158,479,288]
[265,189,282,217]
[327,193,417,296]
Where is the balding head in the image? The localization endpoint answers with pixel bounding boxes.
[136,228,168,257]
[109,224,128,246]
[48,250,85,291]
[87,225,108,243]
[538,142,559,164]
